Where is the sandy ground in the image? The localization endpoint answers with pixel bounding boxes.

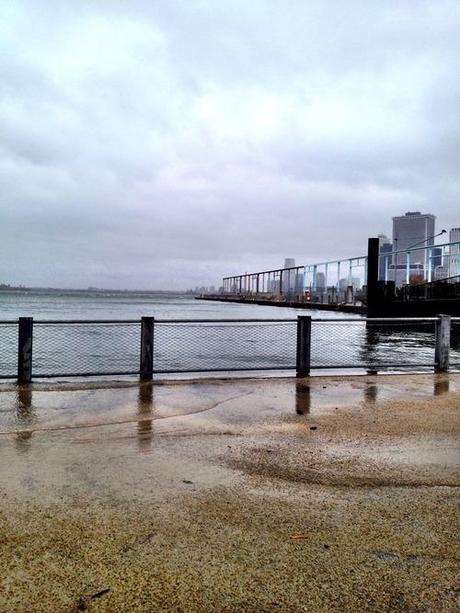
[0,373,459,612]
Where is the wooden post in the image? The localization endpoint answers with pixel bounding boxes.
[367,237,380,317]
[140,316,154,380]
[18,317,33,384]
[296,316,311,377]
[435,314,450,372]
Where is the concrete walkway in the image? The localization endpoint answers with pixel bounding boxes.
[0,374,459,611]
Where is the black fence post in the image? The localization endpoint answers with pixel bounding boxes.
[435,314,450,372]
[367,237,380,317]
[140,316,154,380]
[296,316,311,377]
[18,317,33,384]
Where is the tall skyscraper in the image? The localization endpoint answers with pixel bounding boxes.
[282,258,296,293]
[391,212,435,285]
[393,212,435,257]
[449,228,460,278]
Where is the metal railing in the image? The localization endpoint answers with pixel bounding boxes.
[220,239,460,296]
[379,240,460,286]
[397,275,460,301]
[1,316,459,382]
[0,321,18,379]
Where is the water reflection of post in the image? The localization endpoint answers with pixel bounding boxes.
[15,385,34,451]
[360,323,380,374]
[434,377,450,396]
[137,382,154,452]
[295,380,311,415]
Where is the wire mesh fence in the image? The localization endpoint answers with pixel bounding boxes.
[0,316,458,379]
[451,318,460,368]
[154,320,297,372]
[0,322,18,379]
[311,319,437,370]
[33,322,141,377]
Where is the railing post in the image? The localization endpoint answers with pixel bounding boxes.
[435,314,450,372]
[140,316,154,380]
[296,316,311,377]
[18,317,33,384]
[366,237,380,317]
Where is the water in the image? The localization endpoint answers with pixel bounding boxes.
[0,289,358,320]
[0,289,458,378]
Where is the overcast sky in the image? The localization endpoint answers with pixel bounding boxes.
[1,0,459,289]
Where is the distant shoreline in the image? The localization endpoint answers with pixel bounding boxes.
[0,287,189,294]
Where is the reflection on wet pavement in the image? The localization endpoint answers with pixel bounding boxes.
[0,373,459,612]
[137,383,154,452]
[295,381,310,415]
[0,373,459,440]
[434,378,450,395]
[15,385,34,452]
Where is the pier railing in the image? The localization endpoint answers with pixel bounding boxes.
[0,316,459,382]
[221,239,460,298]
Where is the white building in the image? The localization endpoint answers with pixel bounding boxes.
[449,228,460,278]
[390,211,436,285]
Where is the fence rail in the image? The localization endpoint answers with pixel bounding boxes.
[0,316,459,382]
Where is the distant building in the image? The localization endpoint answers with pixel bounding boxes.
[315,272,326,290]
[392,212,436,257]
[378,233,393,280]
[430,247,442,271]
[449,228,460,278]
[337,276,361,297]
[434,265,449,281]
[294,272,305,293]
[390,211,436,285]
[282,258,296,293]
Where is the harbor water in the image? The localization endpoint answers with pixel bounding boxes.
[0,289,458,377]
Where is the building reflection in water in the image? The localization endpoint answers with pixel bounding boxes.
[15,385,34,451]
[295,380,311,415]
[137,382,154,452]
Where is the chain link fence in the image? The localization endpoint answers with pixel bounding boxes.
[451,318,460,368]
[154,320,296,372]
[33,322,140,377]
[311,319,437,370]
[0,317,458,379]
[0,322,18,379]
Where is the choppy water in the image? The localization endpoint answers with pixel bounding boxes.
[0,289,458,378]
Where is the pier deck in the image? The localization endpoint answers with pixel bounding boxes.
[197,294,366,314]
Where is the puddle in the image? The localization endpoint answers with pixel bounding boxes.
[0,374,458,437]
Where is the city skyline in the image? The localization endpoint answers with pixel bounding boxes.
[2,210,458,291]
[1,1,460,290]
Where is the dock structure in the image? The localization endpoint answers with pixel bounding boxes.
[204,238,460,317]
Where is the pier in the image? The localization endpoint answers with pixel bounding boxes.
[209,237,460,317]
[197,294,366,314]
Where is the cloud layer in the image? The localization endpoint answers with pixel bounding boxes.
[1,0,459,288]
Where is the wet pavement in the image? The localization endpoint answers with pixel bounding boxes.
[0,374,459,611]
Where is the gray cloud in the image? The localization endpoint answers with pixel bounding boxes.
[1,0,459,289]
